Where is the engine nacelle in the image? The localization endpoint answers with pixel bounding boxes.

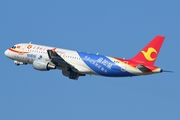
[33,60,56,71]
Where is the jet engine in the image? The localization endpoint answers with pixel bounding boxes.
[33,60,56,71]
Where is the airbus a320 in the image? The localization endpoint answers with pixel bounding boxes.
[4,36,169,80]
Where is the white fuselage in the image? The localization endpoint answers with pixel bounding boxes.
[4,43,162,79]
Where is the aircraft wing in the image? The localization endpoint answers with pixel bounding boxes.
[136,64,152,72]
[47,49,77,71]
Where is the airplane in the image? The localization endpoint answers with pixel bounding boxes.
[4,36,169,80]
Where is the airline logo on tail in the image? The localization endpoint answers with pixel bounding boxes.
[141,47,157,61]
[131,36,165,66]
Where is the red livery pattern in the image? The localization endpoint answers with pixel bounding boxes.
[9,48,29,54]
[130,36,165,66]
[113,36,165,72]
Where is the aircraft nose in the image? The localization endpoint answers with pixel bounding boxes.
[4,49,9,57]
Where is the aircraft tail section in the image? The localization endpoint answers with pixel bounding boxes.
[131,36,165,66]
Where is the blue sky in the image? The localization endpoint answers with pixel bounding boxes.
[0,0,179,120]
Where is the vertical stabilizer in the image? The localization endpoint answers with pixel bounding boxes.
[131,36,165,65]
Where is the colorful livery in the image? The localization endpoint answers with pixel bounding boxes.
[5,36,167,80]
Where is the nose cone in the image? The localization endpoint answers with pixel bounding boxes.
[4,49,9,57]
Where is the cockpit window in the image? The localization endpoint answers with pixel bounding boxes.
[11,46,16,49]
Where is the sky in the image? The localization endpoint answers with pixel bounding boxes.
[0,0,180,120]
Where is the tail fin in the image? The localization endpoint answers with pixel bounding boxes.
[131,36,165,65]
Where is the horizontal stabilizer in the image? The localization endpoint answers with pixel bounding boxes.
[136,64,152,72]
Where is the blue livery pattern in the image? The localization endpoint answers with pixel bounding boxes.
[78,52,135,77]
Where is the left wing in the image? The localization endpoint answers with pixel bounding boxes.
[47,49,81,73]
[47,49,86,80]
[47,49,74,68]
